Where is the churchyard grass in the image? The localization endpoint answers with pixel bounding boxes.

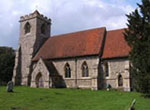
[0,86,150,110]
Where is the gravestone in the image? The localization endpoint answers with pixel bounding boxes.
[106,84,111,91]
[129,99,136,110]
[6,81,13,92]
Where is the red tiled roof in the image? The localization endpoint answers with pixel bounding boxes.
[33,27,106,61]
[102,28,130,59]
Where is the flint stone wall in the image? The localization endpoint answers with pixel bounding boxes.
[31,56,99,90]
[51,56,99,90]
[101,58,130,91]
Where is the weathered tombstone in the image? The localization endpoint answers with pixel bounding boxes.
[129,99,136,110]
[106,84,111,91]
[6,81,13,92]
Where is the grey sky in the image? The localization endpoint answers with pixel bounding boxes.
[0,0,141,49]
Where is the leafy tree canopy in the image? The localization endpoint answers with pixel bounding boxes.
[0,47,15,85]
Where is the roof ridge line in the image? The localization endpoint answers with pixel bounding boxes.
[107,28,127,32]
[51,27,106,38]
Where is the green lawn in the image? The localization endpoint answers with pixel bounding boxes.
[0,86,150,110]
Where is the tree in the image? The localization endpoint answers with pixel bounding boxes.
[0,47,15,85]
[124,0,150,94]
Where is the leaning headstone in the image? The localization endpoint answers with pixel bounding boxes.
[129,99,136,110]
[6,81,13,92]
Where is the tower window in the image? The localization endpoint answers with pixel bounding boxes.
[41,24,46,34]
[82,61,89,77]
[24,22,31,34]
[64,63,71,78]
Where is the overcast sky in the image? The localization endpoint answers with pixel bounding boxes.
[0,0,141,49]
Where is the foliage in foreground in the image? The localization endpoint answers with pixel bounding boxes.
[124,0,150,94]
[0,86,150,110]
[0,47,15,85]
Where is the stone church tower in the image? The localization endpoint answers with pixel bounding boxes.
[13,10,51,86]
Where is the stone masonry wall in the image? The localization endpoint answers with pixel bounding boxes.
[50,56,99,90]
[101,59,130,91]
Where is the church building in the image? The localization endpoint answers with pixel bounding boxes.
[13,10,131,91]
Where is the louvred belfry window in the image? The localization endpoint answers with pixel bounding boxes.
[24,22,31,34]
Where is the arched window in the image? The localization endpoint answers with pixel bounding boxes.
[118,74,123,87]
[24,22,31,34]
[104,62,109,77]
[41,24,46,34]
[82,61,89,77]
[64,63,71,78]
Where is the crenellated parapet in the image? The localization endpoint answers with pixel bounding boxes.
[19,10,51,23]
